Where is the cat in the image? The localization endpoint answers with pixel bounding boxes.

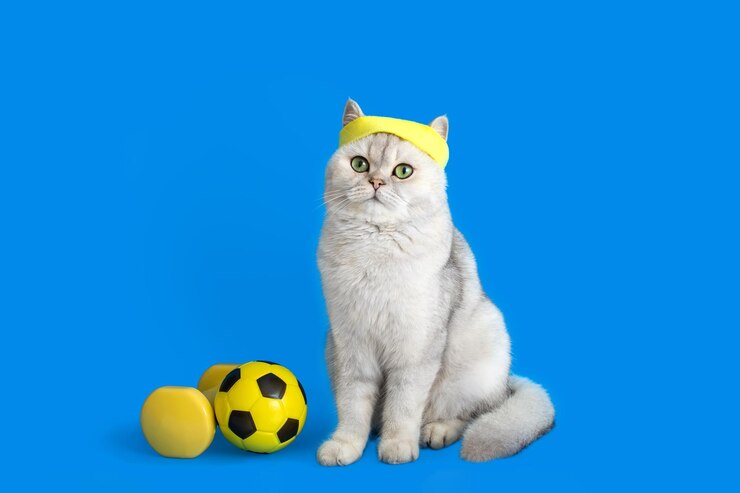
[316,99,554,465]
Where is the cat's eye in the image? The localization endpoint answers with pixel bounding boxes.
[350,156,369,173]
[393,164,414,179]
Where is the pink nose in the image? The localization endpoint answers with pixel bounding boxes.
[370,178,385,190]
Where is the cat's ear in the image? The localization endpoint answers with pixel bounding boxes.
[343,98,365,126]
[429,115,449,141]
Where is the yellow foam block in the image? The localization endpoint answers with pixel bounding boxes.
[140,386,215,458]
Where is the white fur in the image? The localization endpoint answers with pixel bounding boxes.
[317,100,554,466]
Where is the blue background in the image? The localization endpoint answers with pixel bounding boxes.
[1,1,738,491]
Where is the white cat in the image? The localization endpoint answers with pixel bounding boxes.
[317,100,554,465]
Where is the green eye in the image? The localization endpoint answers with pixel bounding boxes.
[350,156,369,173]
[393,164,414,179]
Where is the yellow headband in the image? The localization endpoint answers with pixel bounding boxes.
[339,116,449,168]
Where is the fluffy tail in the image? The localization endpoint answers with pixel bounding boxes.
[461,375,555,462]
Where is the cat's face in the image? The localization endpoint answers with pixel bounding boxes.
[323,101,449,225]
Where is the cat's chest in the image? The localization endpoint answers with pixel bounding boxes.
[325,260,438,348]
[320,232,443,322]
[321,230,435,285]
[319,217,451,296]
[319,225,451,355]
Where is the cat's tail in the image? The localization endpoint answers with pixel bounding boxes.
[460,375,555,462]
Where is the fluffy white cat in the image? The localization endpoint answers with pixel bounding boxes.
[317,100,554,465]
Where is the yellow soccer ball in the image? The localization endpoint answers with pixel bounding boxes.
[214,361,307,453]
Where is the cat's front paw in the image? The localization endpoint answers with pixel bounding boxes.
[317,438,363,466]
[378,437,419,465]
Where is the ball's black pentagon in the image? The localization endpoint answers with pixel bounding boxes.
[229,410,256,439]
[256,360,278,365]
[297,380,307,404]
[277,418,300,443]
[219,368,241,392]
[257,372,286,399]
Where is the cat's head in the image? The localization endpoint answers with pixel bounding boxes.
[323,99,449,224]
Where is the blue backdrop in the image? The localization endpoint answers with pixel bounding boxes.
[1,1,738,491]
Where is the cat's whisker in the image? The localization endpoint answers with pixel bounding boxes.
[320,189,348,199]
[381,191,409,210]
[319,188,366,210]
[327,195,351,210]
[316,194,350,210]
[315,190,348,204]
[328,197,354,216]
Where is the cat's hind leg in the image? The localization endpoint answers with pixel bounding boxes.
[421,300,511,449]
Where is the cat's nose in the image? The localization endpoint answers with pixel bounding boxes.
[369,177,385,190]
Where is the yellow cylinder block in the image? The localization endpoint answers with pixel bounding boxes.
[140,386,216,459]
[197,363,239,406]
